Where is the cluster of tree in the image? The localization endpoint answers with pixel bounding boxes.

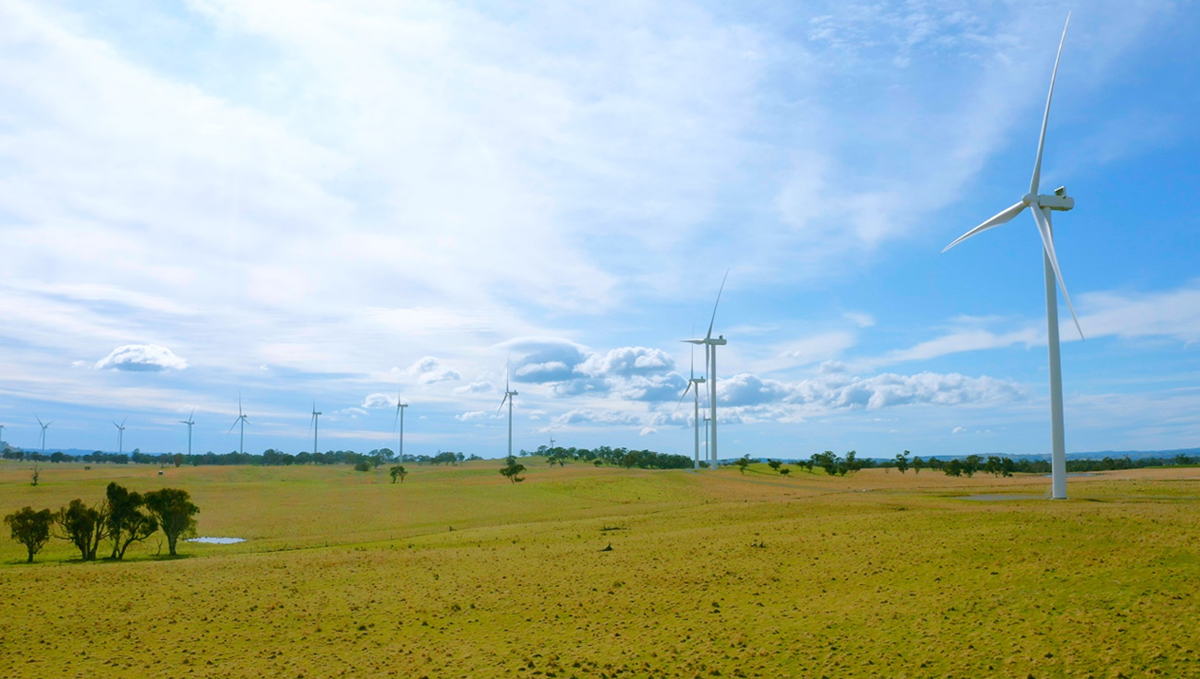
[499,456,526,483]
[4,447,493,468]
[529,445,695,470]
[3,484,199,563]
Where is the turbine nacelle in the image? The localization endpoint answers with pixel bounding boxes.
[1023,190,1074,211]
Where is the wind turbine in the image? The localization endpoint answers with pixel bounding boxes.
[228,395,249,456]
[942,14,1081,500]
[310,403,322,456]
[0,423,6,446]
[179,410,195,456]
[36,417,51,455]
[683,271,729,467]
[113,418,127,455]
[675,341,707,469]
[393,390,408,461]
[497,365,519,459]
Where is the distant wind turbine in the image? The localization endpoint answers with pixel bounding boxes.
[498,364,519,459]
[675,340,707,470]
[942,14,1080,500]
[310,403,322,456]
[683,271,729,467]
[0,423,6,445]
[393,390,408,461]
[36,417,52,455]
[179,409,195,456]
[113,417,127,455]
[228,395,249,456]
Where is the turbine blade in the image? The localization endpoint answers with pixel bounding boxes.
[943,201,1028,253]
[497,393,509,414]
[121,417,127,427]
[689,341,695,379]
[1031,206,1084,340]
[36,416,44,427]
[674,381,693,413]
[705,269,730,340]
[228,419,238,433]
[1031,13,1070,194]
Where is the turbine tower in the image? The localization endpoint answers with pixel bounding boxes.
[113,418,127,455]
[0,423,6,446]
[393,390,408,461]
[228,395,249,456]
[497,365,519,459]
[683,271,729,467]
[310,403,322,456]
[942,15,1081,500]
[36,417,51,455]
[179,410,195,456]
[675,342,707,469]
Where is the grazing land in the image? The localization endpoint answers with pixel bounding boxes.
[2,460,1199,678]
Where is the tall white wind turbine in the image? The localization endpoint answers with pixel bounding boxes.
[113,418,127,455]
[228,395,249,456]
[683,271,729,467]
[497,365,519,459]
[675,341,707,469]
[943,14,1081,500]
[179,410,195,456]
[393,390,408,462]
[310,403,322,456]
[36,416,51,455]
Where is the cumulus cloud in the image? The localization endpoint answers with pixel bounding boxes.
[504,338,589,384]
[639,427,658,436]
[614,373,689,403]
[405,356,461,383]
[580,347,675,377]
[550,409,645,428]
[362,393,398,409]
[456,410,488,422]
[715,368,1025,411]
[454,381,494,394]
[95,344,187,372]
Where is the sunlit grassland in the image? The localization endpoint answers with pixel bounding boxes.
[2,460,1199,678]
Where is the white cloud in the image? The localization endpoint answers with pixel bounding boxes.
[579,347,675,377]
[405,356,461,384]
[362,393,398,409]
[639,427,658,436]
[952,426,966,434]
[95,344,187,372]
[454,381,494,394]
[456,411,488,422]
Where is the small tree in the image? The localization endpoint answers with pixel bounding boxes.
[354,460,372,472]
[767,459,781,473]
[389,465,408,484]
[173,453,183,468]
[895,451,910,474]
[912,456,924,474]
[55,499,109,561]
[779,467,790,476]
[499,456,526,483]
[5,507,54,563]
[30,464,41,487]
[143,488,199,557]
[735,455,753,475]
[106,483,158,560]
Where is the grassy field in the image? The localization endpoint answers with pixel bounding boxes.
[2,459,1199,678]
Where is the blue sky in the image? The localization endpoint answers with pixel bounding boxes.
[1,0,1197,459]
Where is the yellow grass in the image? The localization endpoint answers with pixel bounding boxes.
[2,459,1200,677]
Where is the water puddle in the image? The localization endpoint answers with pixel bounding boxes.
[187,537,246,544]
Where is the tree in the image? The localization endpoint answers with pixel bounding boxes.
[943,459,963,477]
[389,465,408,484]
[779,467,790,476]
[354,460,372,472]
[173,453,184,468]
[5,507,54,563]
[105,483,158,560]
[30,464,40,487]
[143,488,199,557]
[767,459,782,473]
[499,456,526,483]
[735,455,753,474]
[895,451,911,474]
[55,499,109,561]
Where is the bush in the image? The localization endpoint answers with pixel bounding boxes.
[354,460,371,472]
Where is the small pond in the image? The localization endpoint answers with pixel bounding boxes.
[187,537,246,544]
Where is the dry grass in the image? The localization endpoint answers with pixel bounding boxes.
[2,459,1199,677]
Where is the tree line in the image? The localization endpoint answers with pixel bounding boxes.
[4,484,199,563]
[532,445,697,470]
[3,447,485,468]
